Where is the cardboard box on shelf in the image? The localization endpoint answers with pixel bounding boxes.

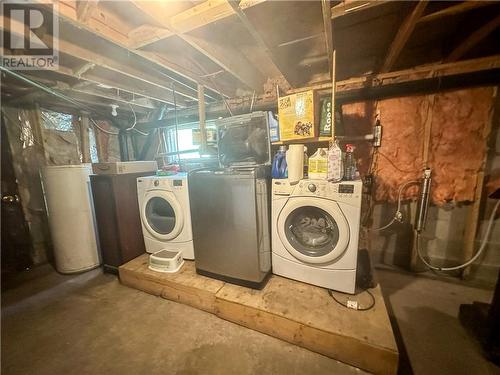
[278,90,317,141]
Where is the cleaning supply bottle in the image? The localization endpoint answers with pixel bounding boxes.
[308,148,328,179]
[272,146,288,179]
[327,140,343,182]
[303,146,309,178]
[344,144,357,180]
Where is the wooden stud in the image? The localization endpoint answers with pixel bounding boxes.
[445,14,500,63]
[331,49,336,140]
[380,1,428,73]
[198,84,207,154]
[321,0,334,79]
[79,113,91,163]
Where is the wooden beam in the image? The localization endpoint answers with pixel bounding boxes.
[379,1,428,73]
[285,55,500,96]
[131,1,266,91]
[126,0,266,49]
[445,13,500,63]
[48,65,176,107]
[128,24,173,49]
[36,0,228,100]
[75,1,97,23]
[331,1,391,19]
[321,0,334,78]
[56,38,189,106]
[418,1,496,24]
[226,0,291,87]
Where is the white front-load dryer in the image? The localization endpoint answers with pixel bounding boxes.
[271,179,362,293]
[137,173,194,259]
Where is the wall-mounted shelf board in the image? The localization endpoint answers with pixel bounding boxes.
[271,136,332,145]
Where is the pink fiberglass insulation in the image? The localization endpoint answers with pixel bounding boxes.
[341,86,495,205]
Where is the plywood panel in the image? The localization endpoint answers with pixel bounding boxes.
[119,254,225,313]
[119,255,399,374]
[215,276,398,375]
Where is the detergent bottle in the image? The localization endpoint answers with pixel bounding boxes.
[272,146,288,179]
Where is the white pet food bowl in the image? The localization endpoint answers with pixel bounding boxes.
[149,250,184,273]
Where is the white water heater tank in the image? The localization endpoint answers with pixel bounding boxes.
[42,164,100,273]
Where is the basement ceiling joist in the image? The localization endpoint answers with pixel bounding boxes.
[36,0,232,99]
[2,0,500,118]
[129,0,267,91]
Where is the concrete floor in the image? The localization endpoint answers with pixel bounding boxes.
[1,264,499,375]
[1,266,363,375]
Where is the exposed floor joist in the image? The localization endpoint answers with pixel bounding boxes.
[130,1,266,91]
[331,0,391,19]
[379,1,428,73]
[418,1,497,24]
[130,0,266,49]
[40,0,231,99]
[226,0,291,88]
[445,13,500,63]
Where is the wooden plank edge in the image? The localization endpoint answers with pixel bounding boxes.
[214,297,399,375]
[119,266,220,314]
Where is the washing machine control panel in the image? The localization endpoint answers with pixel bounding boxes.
[295,180,362,204]
[272,179,293,195]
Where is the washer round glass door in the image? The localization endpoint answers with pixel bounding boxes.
[277,197,349,264]
[141,191,184,241]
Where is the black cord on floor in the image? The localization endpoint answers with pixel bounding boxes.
[328,288,376,311]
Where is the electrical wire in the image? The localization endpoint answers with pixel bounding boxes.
[416,199,500,271]
[90,118,119,135]
[328,289,375,311]
[377,151,417,174]
[370,179,419,231]
[124,102,149,136]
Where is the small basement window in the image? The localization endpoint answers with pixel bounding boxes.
[41,109,73,132]
[165,120,216,160]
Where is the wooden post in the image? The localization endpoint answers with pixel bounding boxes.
[331,49,336,140]
[198,84,207,154]
[80,112,91,163]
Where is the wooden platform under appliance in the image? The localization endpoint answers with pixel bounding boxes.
[119,254,398,374]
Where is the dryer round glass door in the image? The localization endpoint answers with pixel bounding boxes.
[277,198,350,264]
[141,191,184,241]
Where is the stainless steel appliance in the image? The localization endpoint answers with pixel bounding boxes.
[189,111,272,289]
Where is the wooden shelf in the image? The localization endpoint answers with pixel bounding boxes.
[271,137,332,145]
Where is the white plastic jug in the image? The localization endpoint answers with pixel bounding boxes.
[308,148,328,179]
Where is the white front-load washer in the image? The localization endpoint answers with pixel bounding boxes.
[137,173,194,259]
[271,179,362,293]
